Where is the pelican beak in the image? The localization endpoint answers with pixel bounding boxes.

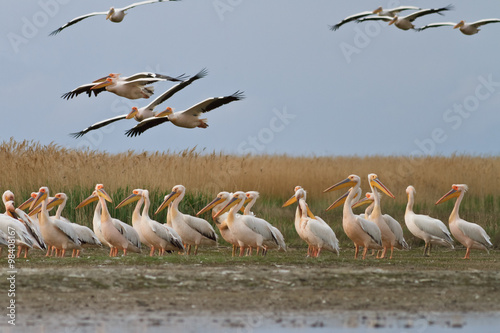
[18,196,35,210]
[389,17,397,25]
[76,193,98,209]
[106,8,115,20]
[282,194,297,207]
[370,177,395,198]
[214,196,240,219]
[239,197,252,213]
[305,204,315,219]
[28,204,42,217]
[91,78,113,90]
[116,192,141,209]
[435,188,460,205]
[352,196,373,209]
[155,191,179,214]
[97,188,113,203]
[29,190,47,212]
[126,108,139,120]
[325,190,350,211]
[92,74,113,83]
[453,21,464,29]
[196,196,223,216]
[47,196,64,210]
[324,177,356,193]
[372,7,382,14]
[155,107,173,118]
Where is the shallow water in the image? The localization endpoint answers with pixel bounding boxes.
[4,311,500,333]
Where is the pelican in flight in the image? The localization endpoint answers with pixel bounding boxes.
[156,185,217,255]
[62,72,185,100]
[417,19,500,35]
[324,175,382,259]
[49,0,178,36]
[330,6,420,31]
[116,189,184,255]
[125,91,245,137]
[405,186,454,256]
[357,5,453,31]
[70,69,208,138]
[436,184,492,259]
[283,187,338,257]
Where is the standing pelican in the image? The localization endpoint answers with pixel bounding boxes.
[324,175,382,259]
[417,19,500,35]
[330,6,420,30]
[1,201,35,258]
[125,91,245,136]
[436,184,492,259]
[283,187,338,257]
[405,186,454,256]
[156,185,217,255]
[50,0,179,35]
[357,5,453,30]
[71,69,208,138]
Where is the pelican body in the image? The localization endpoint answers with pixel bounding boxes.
[417,19,500,35]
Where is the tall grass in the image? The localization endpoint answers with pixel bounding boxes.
[1,139,498,247]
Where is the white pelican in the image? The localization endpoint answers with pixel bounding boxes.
[70,69,208,138]
[90,184,141,256]
[76,189,141,252]
[125,91,245,136]
[156,185,217,255]
[49,0,178,35]
[417,19,500,35]
[62,72,185,100]
[215,192,280,256]
[357,5,453,31]
[49,193,101,257]
[405,186,454,256]
[324,175,382,259]
[1,201,35,258]
[330,6,420,31]
[283,187,338,257]
[116,189,184,255]
[29,187,82,257]
[196,191,240,256]
[436,184,492,259]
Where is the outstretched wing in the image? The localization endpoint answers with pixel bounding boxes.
[125,117,171,137]
[416,22,455,31]
[61,83,106,100]
[49,11,108,36]
[329,11,373,31]
[404,5,454,22]
[124,72,186,82]
[182,90,245,117]
[470,18,500,28]
[70,114,128,138]
[121,0,178,11]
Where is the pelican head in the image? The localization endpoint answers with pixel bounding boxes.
[30,187,49,211]
[95,184,112,203]
[351,192,375,209]
[76,191,99,209]
[388,16,398,25]
[282,186,306,207]
[47,193,66,209]
[106,7,116,20]
[436,184,468,205]
[368,173,395,198]
[324,174,360,193]
[454,20,465,29]
[196,191,231,216]
[156,185,185,214]
[5,201,19,219]
[116,189,143,209]
[372,7,383,14]
[214,191,246,218]
[3,190,15,204]
[326,187,361,211]
[18,193,36,210]
[127,107,139,120]
[155,107,174,118]
[91,77,114,90]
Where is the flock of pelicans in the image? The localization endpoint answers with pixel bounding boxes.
[331,4,500,34]
[0,174,492,261]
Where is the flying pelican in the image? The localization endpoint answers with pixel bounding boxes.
[61,72,185,100]
[49,0,178,35]
[324,175,382,259]
[196,191,240,256]
[283,187,338,257]
[90,184,141,257]
[76,189,141,252]
[329,6,420,31]
[49,193,102,257]
[29,187,82,257]
[125,91,245,136]
[357,5,453,31]
[116,189,184,255]
[405,186,454,256]
[214,192,281,256]
[436,184,492,259]
[417,19,500,35]
[156,185,217,255]
[70,69,208,138]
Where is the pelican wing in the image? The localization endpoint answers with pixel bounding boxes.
[357,216,382,245]
[160,224,185,250]
[124,117,170,137]
[386,6,421,15]
[413,215,453,243]
[357,15,393,23]
[308,220,339,253]
[470,18,500,28]
[121,0,178,11]
[183,215,217,242]
[0,230,8,246]
[182,90,245,117]
[242,216,276,243]
[73,224,101,245]
[329,11,373,31]
[61,83,106,100]
[457,220,492,247]
[416,22,455,31]
[123,72,186,82]
[53,218,81,245]
[145,68,208,109]
[49,11,108,36]
[115,220,141,247]
[403,5,453,22]
[70,114,128,138]
[15,208,47,250]
[383,214,409,249]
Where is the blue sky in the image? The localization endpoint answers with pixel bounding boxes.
[1,0,499,156]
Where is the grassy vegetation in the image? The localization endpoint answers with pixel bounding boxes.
[1,139,499,248]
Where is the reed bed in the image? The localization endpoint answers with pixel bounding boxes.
[1,139,499,247]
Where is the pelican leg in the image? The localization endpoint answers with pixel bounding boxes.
[76,250,81,257]
[362,247,368,260]
[463,248,471,259]
[378,248,387,259]
[239,246,245,257]
[231,244,236,257]
[354,245,359,259]
[194,245,199,255]
[389,246,394,260]
[149,246,155,257]
[109,247,113,257]
[186,244,191,255]
[316,247,321,257]
[24,248,29,259]
[61,249,66,257]
[16,246,22,258]
[123,248,128,256]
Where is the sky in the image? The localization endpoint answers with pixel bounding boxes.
[1,0,500,157]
